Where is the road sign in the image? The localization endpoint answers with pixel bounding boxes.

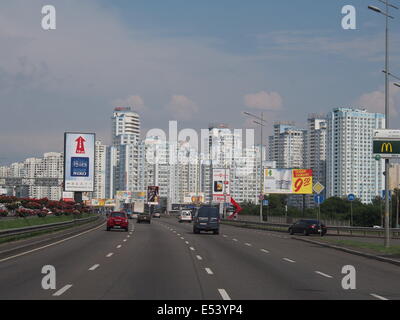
[348,194,356,202]
[382,190,392,201]
[313,182,325,194]
[263,200,269,206]
[314,194,325,205]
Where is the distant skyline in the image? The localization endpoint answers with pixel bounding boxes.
[1,0,399,165]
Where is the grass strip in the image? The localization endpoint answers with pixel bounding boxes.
[316,238,400,256]
[0,216,99,245]
[0,214,93,230]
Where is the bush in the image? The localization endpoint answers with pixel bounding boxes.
[24,201,43,210]
[16,208,33,218]
[36,210,48,218]
[5,202,19,211]
[0,209,8,217]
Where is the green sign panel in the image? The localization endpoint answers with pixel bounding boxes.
[373,140,400,155]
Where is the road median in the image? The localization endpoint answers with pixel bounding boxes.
[0,214,105,261]
[292,236,400,267]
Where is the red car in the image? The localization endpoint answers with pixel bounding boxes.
[107,211,129,232]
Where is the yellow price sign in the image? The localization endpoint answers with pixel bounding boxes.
[292,169,313,194]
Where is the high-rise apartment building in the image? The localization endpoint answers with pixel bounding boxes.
[94,141,107,199]
[326,108,385,203]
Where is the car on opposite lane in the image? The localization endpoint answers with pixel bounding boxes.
[288,219,327,236]
[107,211,129,232]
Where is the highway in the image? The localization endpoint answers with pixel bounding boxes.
[0,216,399,300]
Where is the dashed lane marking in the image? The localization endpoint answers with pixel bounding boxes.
[89,264,100,271]
[53,284,73,297]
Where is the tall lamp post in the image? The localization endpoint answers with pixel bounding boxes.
[243,112,267,223]
[369,0,398,248]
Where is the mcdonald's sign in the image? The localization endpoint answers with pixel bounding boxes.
[373,140,400,157]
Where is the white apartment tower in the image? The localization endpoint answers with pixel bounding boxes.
[326,108,385,203]
[94,141,107,199]
[305,115,327,186]
[112,107,140,145]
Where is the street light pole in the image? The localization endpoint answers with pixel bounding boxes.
[368,0,398,248]
[243,112,267,223]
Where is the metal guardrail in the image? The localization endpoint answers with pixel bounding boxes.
[221,219,400,238]
[0,215,101,239]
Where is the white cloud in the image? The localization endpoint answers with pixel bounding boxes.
[244,90,283,111]
[357,83,400,116]
[112,95,146,113]
[165,95,198,120]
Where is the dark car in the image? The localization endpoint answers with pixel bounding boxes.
[107,211,129,231]
[137,212,151,224]
[288,219,327,236]
[193,206,220,235]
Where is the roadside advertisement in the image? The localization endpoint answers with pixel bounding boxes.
[264,169,313,194]
[64,132,95,192]
[212,168,231,203]
[136,192,146,201]
[184,192,205,204]
[116,191,132,201]
[104,199,115,207]
[62,191,74,202]
[292,169,313,194]
[264,169,292,194]
[147,186,159,205]
[134,201,145,213]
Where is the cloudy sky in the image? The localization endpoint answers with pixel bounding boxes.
[1,0,400,165]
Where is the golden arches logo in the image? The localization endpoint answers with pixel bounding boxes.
[381,143,393,153]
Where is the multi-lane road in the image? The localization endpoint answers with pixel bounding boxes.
[0,216,399,300]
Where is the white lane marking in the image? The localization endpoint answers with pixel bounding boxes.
[177,233,181,236]
[205,268,214,275]
[283,258,296,263]
[185,241,189,245]
[117,245,122,249]
[218,289,231,301]
[245,243,252,247]
[232,239,238,242]
[223,235,227,238]
[123,239,127,242]
[106,253,114,258]
[0,222,105,263]
[127,235,130,238]
[89,264,100,271]
[315,271,333,279]
[173,231,176,233]
[190,247,195,251]
[261,249,269,254]
[196,255,203,261]
[180,237,184,240]
[370,294,389,301]
[53,284,73,297]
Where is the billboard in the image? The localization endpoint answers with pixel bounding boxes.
[62,191,74,202]
[64,132,95,192]
[292,169,313,194]
[264,169,313,194]
[213,168,231,203]
[116,191,132,201]
[184,192,205,204]
[373,129,400,159]
[264,169,292,194]
[147,186,160,204]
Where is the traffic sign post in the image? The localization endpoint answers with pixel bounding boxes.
[313,194,325,237]
[348,194,355,227]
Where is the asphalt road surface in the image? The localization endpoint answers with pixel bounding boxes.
[0,217,399,300]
